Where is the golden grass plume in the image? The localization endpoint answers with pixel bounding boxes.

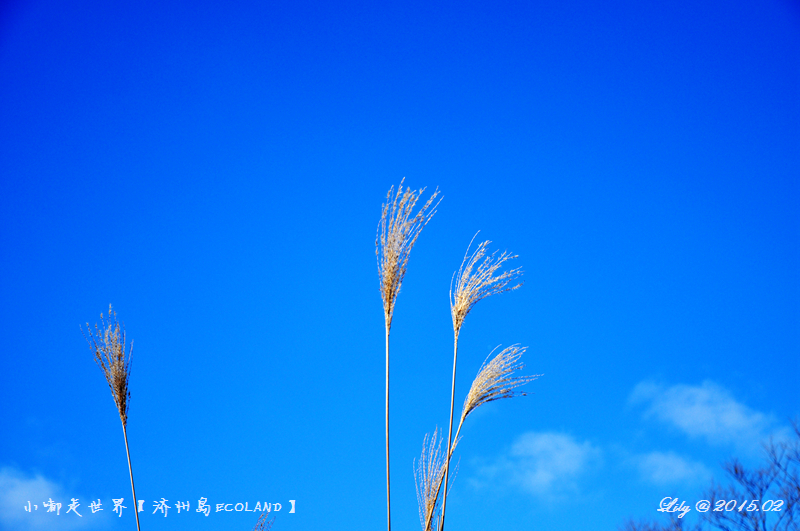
[82,304,141,531]
[414,428,460,531]
[82,304,133,427]
[377,179,440,531]
[377,178,440,331]
[439,346,535,517]
[460,344,540,424]
[439,235,524,531]
[450,234,523,338]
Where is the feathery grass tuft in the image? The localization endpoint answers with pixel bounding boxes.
[440,236,524,531]
[415,429,445,531]
[82,305,141,531]
[377,178,440,331]
[372,188,537,531]
[253,511,276,531]
[431,345,534,531]
[415,428,460,531]
[450,233,523,339]
[460,345,539,424]
[83,305,133,427]
[376,179,440,531]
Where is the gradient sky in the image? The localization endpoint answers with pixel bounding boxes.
[1,0,798,530]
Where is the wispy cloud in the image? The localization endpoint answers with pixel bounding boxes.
[629,380,779,451]
[632,451,712,485]
[471,431,601,499]
[0,467,101,531]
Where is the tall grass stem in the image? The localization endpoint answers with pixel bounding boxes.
[377,180,440,531]
[122,424,141,531]
[438,338,458,531]
[438,238,522,531]
[83,305,140,531]
[385,328,391,531]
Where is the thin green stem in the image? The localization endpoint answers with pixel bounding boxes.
[385,327,391,531]
[122,424,141,531]
[439,334,459,531]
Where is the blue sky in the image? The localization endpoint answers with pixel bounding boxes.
[1,0,798,530]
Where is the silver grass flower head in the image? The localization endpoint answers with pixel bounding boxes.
[460,345,539,423]
[450,234,523,338]
[82,305,133,427]
[253,512,275,531]
[414,428,459,531]
[376,178,440,331]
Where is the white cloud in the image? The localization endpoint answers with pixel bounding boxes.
[629,380,777,450]
[0,467,101,531]
[633,451,712,485]
[472,431,601,498]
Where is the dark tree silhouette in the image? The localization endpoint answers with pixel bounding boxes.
[620,515,701,531]
[621,419,799,531]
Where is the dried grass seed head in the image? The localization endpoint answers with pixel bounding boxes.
[376,178,440,330]
[82,304,133,427]
[253,512,276,531]
[450,234,523,337]
[414,428,459,531]
[414,428,445,531]
[460,345,539,423]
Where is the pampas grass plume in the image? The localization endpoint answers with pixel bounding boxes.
[460,345,539,423]
[376,179,440,531]
[450,234,523,339]
[82,305,141,531]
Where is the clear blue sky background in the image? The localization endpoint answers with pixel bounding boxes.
[1,0,798,530]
